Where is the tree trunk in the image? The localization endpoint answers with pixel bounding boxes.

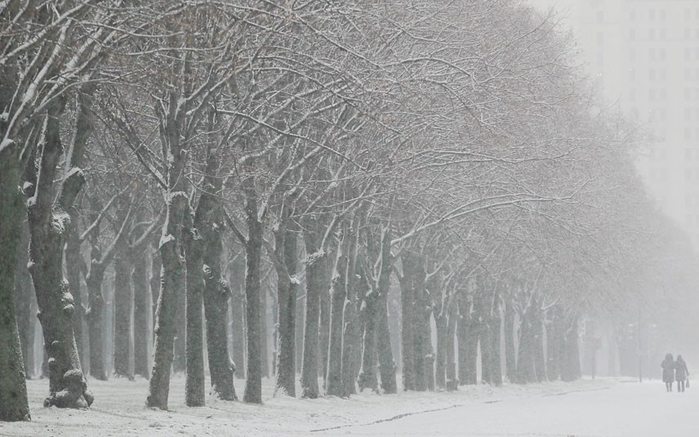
[480,319,493,384]
[326,230,349,397]
[375,229,397,394]
[532,302,546,382]
[0,146,31,421]
[184,208,206,407]
[457,295,478,385]
[489,306,503,387]
[357,286,379,392]
[230,263,247,380]
[133,250,150,379]
[295,288,305,376]
[65,216,85,368]
[445,299,458,390]
[561,314,581,381]
[318,263,331,388]
[260,277,270,380]
[113,246,134,379]
[546,306,564,381]
[85,263,107,381]
[150,244,161,325]
[28,100,93,409]
[402,254,428,391]
[204,260,237,400]
[399,257,415,391]
[173,264,187,375]
[14,219,35,379]
[147,91,188,410]
[516,304,540,384]
[275,229,298,397]
[341,225,361,396]
[435,313,448,390]
[504,300,517,383]
[301,224,326,399]
[199,154,236,401]
[243,179,263,404]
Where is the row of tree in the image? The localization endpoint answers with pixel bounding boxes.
[2,0,698,422]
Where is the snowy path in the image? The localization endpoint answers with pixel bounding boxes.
[1,377,695,436]
[315,381,698,437]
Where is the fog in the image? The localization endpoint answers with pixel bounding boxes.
[528,0,699,369]
[2,1,699,435]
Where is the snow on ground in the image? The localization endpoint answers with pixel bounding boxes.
[0,376,693,436]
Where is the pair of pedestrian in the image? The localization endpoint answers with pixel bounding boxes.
[661,353,689,392]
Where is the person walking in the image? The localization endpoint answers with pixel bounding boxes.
[675,355,689,393]
[661,353,675,392]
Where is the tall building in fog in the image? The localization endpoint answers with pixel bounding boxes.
[530,0,699,248]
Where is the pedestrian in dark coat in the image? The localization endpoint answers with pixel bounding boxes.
[675,355,689,393]
[661,353,675,392]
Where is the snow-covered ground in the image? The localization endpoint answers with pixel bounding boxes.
[0,376,694,436]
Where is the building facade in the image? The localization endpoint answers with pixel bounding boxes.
[530,0,699,247]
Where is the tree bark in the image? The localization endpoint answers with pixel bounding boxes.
[375,229,397,394]
[229,258,247,380]
[275,229,298,397]
[357,285,379,393]
[318,258,331,389]
[435,312,448,390]
[326,229,349,397]
[243,176,263,404]
[300,224,326,399]
[0,145,31,421]
[113,239,134,379]
[561,314,581,381]
[341,224,361,396]
[28,100,93,409]
[14,219,35,380]
[133,250,150,379]
[504,300,517,382]
[489,304,503,387]
[184,207,206,407]
[199,147,236,401]
[260,276,270,380]
[150,244,161,325]
[445,298,458,390]
[65,216,85,368]
[85,257,107,381]
[147,91,189,410]
[399,256,416,391]
[457,295,478,385]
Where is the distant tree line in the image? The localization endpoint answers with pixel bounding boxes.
[2,0,697,422]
